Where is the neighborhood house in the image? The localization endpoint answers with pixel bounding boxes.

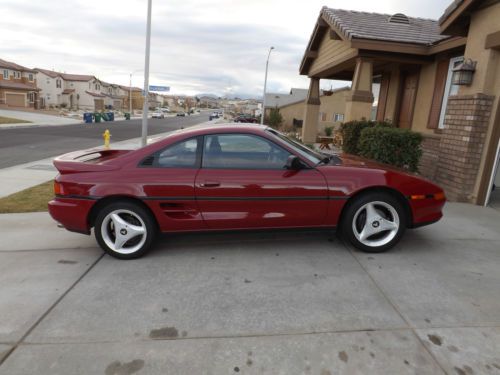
[0,58,39,108]
[300,0,500,206]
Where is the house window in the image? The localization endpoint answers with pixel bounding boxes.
[28,92,35,103]
[3,70,9,79]
[89,82,91,89]
[438,56,464,129]
[28,73,34,81]
[319,112,327,121]
[333,113,344,122]
[16,72,21,79]
[56,79,62,88]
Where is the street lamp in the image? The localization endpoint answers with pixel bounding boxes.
[141,0,153,147]
[129,69,142,117]
[260,46,274,125]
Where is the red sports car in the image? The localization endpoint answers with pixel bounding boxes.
[49,124,445,259]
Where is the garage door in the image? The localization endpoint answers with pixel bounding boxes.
[94,99,104,111]
[5,93,25,107]
[113,100,121,109]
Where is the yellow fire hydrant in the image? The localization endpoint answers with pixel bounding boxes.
[103,129,111,149]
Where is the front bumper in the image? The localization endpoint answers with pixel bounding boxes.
[408,198,445,228]
[48,197,95,234]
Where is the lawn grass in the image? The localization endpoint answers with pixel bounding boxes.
[0,116,31,124]
[0,181,53,213]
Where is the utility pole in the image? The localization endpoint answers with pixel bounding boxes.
[260,46,274,125]
[141,0,153,147]
[129,73,132,116]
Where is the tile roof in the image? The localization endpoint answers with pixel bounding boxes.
[119,85,142,92]
[85,91,106,98]
[321,7,451,45]
[439,0,465,24]
[0,58,37,73]
[265,88,308,108]
[35,67,94,82]
[0,80,40,90]
[34,68,61,79]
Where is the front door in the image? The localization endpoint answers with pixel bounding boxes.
[195,133,329,229]
[398,70,419,129]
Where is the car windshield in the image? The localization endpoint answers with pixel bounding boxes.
[266,129,322,164]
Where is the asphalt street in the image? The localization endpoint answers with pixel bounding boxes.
[0,112,211,169]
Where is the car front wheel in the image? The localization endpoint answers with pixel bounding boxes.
[95,202,157,259]
[341,192,406,253]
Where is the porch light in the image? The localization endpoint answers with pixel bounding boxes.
[451,59,476,86]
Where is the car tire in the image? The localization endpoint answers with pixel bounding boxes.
[95,201,157,259]
[340,192,406,253]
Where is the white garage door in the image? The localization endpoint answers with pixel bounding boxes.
[5,93,25,107]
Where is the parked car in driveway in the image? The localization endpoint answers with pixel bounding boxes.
[234,114,258,123]
[176,112,186,117]
[49,124,446,259]
[151,111,164,119]
[209,112,219,121]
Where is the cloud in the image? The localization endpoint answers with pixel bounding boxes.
[1,0,452,97]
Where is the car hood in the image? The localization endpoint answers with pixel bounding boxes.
[328,153,419,176]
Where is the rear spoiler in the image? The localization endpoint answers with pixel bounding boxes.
[53,149,131,174]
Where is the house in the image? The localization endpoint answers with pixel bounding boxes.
[265,87,349,132]
[0,58,39,108]
[264,88,308,117]
[118,86,144,111]
[100,81,124,110]
[300,0,500,206]
[35,68,105,111]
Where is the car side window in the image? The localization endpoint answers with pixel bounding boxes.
[202,134,291,169]
[142,138,199,168]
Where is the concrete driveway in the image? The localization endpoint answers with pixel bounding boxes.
[0,203,499,374]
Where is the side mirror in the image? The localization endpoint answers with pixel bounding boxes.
[285,155,303,170]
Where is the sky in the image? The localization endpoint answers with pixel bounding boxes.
[1,0,451,98]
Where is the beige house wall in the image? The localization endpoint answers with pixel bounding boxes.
[309,33,357,77]
[270,89,348,135]
[459,1,500,202]
[412,62,438,135]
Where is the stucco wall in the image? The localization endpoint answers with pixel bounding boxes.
[459,1,500,202]
[274,89,348,134]
[412,62,438,134]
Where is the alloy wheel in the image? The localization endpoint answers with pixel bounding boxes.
[101,209,147,254]
[351,201,400,248]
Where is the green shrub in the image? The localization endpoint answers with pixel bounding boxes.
[324,126,333,137]
[268,107,283,129]
[340,120,392,154]
[358,127,423,172]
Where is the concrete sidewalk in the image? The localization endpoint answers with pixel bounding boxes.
[0,109,81,128]
[0,203,499,374]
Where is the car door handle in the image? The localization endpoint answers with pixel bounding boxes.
[200,181,220,188]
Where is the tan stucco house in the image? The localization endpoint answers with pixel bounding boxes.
[0,58,39,108]
[265,87,350,133]
[300,0,500,206]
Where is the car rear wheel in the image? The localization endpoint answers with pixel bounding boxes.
[95,202,156,259]
[341,192,406,253]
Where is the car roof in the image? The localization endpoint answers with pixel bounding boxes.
[173,123,270,137]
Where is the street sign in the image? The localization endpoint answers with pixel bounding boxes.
[149,85,170,92]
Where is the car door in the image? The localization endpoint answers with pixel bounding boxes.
[195,133,329,230]
[136,136,206,231]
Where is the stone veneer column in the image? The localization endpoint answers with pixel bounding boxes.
[302,77,321,144]
[344,58,374,122]
[435,94,494,202]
